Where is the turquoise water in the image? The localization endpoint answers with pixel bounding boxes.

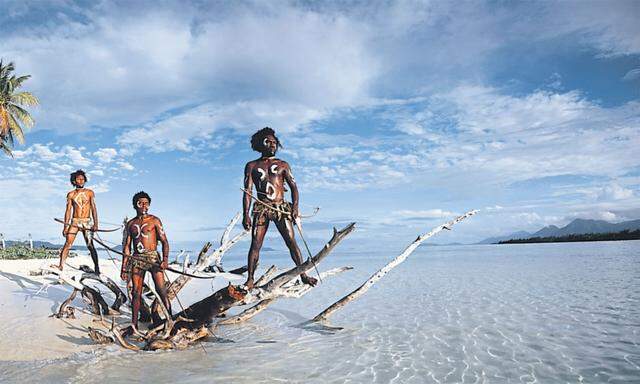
[1,241,639,383]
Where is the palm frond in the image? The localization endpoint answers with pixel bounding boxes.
[8,104,34,128]
[6,113,25,144]
[10,92,39,106]
[0,107,9,137]
[10,75,31,89]
[0,140,13,157]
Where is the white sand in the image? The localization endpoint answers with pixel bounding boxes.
[0,255,122,361]
[0,254,237,362]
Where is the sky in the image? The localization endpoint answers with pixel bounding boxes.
[1,0,639,251]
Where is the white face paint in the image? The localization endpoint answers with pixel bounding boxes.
[136,242,146,253]
[270,164,278,174]
[136,200,149,215]
[257,168,267,181]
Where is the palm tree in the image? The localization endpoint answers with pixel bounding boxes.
[0,60,39,157]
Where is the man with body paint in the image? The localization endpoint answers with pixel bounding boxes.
[56,169,101,274]
[242,127,318,289]
[121,191,171,332]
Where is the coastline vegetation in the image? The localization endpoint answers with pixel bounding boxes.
[498,230,640,244]
[0,245,76,260]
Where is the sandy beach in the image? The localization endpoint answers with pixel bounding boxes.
[0,255,117,361]
[0,253,242,363]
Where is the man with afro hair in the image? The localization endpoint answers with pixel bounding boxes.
[242,127,317,289]
[56,170,101,274]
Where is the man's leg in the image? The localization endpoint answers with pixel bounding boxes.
[245,217,269,289]
[81,230,100,275]
[150,267,171,316]
[57,231,78,270]
[130,268,145,331]
[274,218,317,286]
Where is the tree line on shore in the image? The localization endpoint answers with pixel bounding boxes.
[498,229,640,244]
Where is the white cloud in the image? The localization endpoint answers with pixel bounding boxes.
[393,209,458,219]
[93,148,118,163]
[118,161,134,171]
[598,182,634,201]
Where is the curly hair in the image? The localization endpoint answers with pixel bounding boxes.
[69,170,87,186]
[250,127,282,152]
[132,191,151,208]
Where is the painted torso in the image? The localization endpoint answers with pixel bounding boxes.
[249,158,290,203]
[127,215,161,254]
[68,188,93,219]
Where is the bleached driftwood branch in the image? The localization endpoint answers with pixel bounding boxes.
[170,223,356,333]
[43,265,128,317]
[312,210,478,322]
[218,266,353,325]
[166,213,248,301]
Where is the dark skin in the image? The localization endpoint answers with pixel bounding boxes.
[57,174,100,274]
[121,197,171,331]
[243,134,317,289]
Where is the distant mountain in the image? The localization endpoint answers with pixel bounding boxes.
[478,231,532,244]
[480,219,640,244]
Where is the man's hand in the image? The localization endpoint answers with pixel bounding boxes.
[62,227,69,237]
[160,259,168,270]
[91,223,98,232]
[292,206,299,221]
[243,214,252,231]
[120,269,128,281]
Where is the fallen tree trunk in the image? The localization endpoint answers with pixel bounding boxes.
[312,210,478,322]
[174,223,356,329]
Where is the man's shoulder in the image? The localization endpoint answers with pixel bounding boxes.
[148,214,162,223]
[244,159,259,169]
[274,158,290,167]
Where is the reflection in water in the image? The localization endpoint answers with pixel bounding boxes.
[2,241,639,383]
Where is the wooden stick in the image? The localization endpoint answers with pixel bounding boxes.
[312,210,478,322]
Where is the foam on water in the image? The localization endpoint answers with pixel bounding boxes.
[1,241,639,383]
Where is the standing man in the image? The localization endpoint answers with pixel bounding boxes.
[242,127,317,289]
[57,170,100,274]
[121,191,171,331]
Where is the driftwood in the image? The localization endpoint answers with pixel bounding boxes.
[312,210,478,322]
[83,209,477,352]
[86,213,253,350]
[43,265,128,316]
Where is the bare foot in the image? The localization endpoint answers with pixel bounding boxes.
[300,274,318,286]
[243,278,254,290]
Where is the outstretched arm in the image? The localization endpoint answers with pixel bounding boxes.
[121,225,132,281]
[284,163,299,220]
[63,194,73,236]
[156,218,169,269]
[90,191,99,232]
[242,162,253,230]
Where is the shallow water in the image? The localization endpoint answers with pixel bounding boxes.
[2,241,639,383]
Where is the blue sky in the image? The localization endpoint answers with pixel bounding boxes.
[1,0,639,250]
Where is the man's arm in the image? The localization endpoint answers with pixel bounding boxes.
[63,193,73,236]
[121,224,132,280]
[283,162,299,220]
[242,162,253,230]
[90,190,98,232]
[155,218,169,269]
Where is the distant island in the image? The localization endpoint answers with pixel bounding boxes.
[481,218,640,244]
[499,229,640,244]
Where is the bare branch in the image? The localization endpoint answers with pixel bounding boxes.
[312,210,477,322]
